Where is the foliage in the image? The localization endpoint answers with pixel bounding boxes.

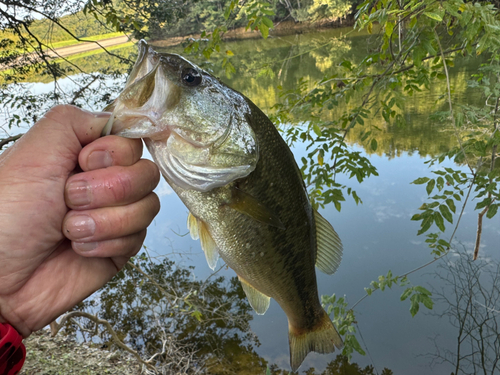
[321,294,365,360]
[308,0,353,22]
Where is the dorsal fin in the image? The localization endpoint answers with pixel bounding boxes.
[187,212,219,270]
[228,187,285,229]
[238,276,271,315]
[314,210,343,275]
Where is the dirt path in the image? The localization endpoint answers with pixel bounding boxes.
[46,35,132,58]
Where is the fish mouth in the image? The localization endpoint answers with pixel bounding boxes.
[103,40,259,192]
[102,41,175,139]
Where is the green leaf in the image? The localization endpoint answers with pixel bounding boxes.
[261,16,274,27]
[410,298,420,317]
[418,215,434,235]
[421,295,434,309]
[487,204,498,219]
[476,197,492,210]
[350,336,366,355]
[313,124,322,137]
[424,12,443,21]
[414,286,432,295]
[412,177,430,185]
[385,21,394,36]
[439,204,453,223]
[258,23,269,39]
[371,138,378,151]
[446,199,456,213]
[426,179,436,195]
[437,239,450,247]
[434,212,445,232]
[400,287,413,301]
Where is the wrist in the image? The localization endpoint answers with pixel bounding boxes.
[0,304,31,338]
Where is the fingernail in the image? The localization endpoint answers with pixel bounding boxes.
[66,215,96,240]
[93,111,112,118]
[88,150,113,169]
[67,180,91,206]
[73,241,98,252]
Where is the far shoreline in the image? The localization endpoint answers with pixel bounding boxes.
[148,18,355,48]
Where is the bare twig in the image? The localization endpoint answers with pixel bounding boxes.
[50,311,157,371]
[0,134,22,149]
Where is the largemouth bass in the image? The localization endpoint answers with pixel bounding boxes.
[103,40,344,371]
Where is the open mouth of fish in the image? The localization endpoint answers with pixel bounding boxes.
[102,40,258,192]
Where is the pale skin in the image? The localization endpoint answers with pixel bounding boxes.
[0,105,161,338]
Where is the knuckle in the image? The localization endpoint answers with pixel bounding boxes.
[147,193,161,217]
[127,139,142,163]
[109,169,133,202]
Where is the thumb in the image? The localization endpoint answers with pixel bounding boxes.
[2,105,111,179]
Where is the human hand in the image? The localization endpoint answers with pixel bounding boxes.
[0,105,160,337]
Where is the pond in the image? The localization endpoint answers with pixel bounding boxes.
[8,27,500,374]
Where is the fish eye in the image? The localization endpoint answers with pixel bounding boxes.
[181,68,202,87]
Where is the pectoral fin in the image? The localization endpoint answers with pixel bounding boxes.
[229,188,285,229]
[314,210,343,275]
[187,212,219,270]
[238,276,271,315]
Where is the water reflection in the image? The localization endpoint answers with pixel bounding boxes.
[7,27,486,160]
[67,254,394,374]
[429,250,500,374]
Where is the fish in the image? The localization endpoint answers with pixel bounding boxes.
[102,40,344,371]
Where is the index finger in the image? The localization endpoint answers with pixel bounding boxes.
[78,135,143,171]
[1,105,111,182]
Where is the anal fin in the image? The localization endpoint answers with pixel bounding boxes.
[314,210,343,275]
[238,276,270,315]
[187,212,219,270]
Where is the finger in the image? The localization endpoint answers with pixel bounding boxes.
[63,192,160,242]
[78,135,143,171]
[65,159,160,210]
[2,105,111,181]
[72,230,147,265]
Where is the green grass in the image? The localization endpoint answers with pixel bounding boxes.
[58,41,135,62]
[0,41,134,77]
[44,32,127,50]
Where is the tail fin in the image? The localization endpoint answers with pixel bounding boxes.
[288,311,343,372]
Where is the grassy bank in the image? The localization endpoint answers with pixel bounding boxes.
[44,32,126,50]
[20,330,141,375]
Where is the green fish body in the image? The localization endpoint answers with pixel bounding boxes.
[104,40,344,371]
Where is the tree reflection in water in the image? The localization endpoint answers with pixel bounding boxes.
[429,250,500,375]
[53,253,395,374]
